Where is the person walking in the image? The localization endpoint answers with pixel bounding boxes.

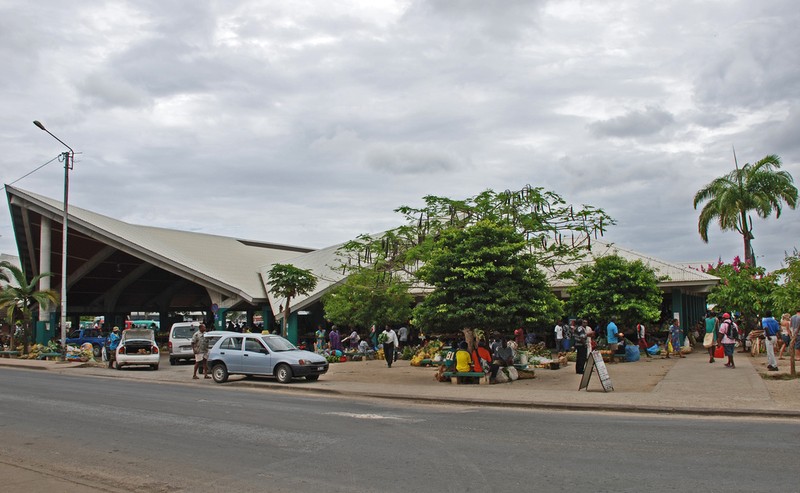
[792,309,800,357]
[704,311,719,363]
[636,322,651,359]
[778,313,791,360]
[667,319,685,358]
[397,325,409,351]
[719,313,738,369]
[574,320,589,374]
[106,326,121,369]
[191,323,210,379]
[380,325,399,368]
[762,310,780,371]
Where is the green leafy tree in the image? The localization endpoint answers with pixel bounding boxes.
[704,256,777,332]
[338,185,613,278]
[694,154,797,266]
[0,261,59,354]
[412,220,562,333]
[267,264,318,338]
[565,255,662,331]
[322,269,413,329]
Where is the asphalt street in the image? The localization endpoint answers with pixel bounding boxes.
[1,367,797,492]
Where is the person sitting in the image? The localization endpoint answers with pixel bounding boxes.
[489,339,514,384]
[454,341,478,384]
[471,341,492,374]
[455,341,472,372]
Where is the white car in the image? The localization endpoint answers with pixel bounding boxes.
[116,329,160,370]
[168,321,200,365]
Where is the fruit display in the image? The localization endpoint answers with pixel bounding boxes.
[410,340,444,366]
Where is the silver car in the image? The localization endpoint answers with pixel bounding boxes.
[208,333,329,383]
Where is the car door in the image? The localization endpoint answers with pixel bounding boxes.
[216,336,244,373]
[241,336,272,375]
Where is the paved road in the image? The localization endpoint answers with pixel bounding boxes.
[1,367,798,492]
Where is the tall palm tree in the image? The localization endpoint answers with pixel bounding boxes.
[694,154,798,266]
[0,261,59,354]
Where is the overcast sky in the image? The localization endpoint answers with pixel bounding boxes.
[2,1,798,273]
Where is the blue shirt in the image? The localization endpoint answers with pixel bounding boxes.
[606,322,619,344]
[107,332,120,351]
[762,317,780,337]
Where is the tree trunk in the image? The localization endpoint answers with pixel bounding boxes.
[462,328,475,353]
[282,298,292,339]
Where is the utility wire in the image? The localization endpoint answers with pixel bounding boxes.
[2,154,61,190]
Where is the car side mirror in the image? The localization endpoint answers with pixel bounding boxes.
[261,348,269,354]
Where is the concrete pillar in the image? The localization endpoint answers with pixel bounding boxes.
[262,306,273,333]
[38,218,52,342]
[215,308,228,331]
[287,312,298,344]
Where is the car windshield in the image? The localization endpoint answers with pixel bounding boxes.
[121,329,155,342]
[173,326,197,338]
[260,335,297,352]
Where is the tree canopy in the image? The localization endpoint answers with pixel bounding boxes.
[565,254,662,329]
[322,269,413,329]
[0,261,59,352]
[267,263,318,337]
[703,256,776,330]
[412,220,562,333]
[332,185,611,334]
[693,153,797,266]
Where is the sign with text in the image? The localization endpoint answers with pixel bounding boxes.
[578,350,614,392]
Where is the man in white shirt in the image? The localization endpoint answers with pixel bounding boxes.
[554,321,563,353]
[398,326,409,351]
[380,325,399,368]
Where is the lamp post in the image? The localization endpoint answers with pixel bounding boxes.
[33,120,74,358]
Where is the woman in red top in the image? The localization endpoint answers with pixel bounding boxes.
[472,341,492,373]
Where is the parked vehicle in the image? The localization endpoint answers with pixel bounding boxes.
[168,321,200,365]
[116,329,160,370]
[208,333,328,384]
[65,328,106,358]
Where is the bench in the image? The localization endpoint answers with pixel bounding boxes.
[0,351,20,358]
[37,352,63,360]
[442,371,488,385]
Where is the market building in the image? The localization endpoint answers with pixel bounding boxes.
[5,185,718,344]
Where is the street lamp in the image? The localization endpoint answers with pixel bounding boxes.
[33,120,74,359]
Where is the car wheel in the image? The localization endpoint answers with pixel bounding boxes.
[275,364,292,384]
[93,345,102,358]
[115,361,122,370]
[305,374,320,381]
[212,363,228,383]
[152,364,159,371]
[169,358,176,365]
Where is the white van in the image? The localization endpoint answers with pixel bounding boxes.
[168,321,200,365]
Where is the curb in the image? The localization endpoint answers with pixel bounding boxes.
[3,361,799,419]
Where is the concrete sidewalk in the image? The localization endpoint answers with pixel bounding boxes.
[2,349,798,418]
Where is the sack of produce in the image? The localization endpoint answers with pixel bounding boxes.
[625,345,640,362]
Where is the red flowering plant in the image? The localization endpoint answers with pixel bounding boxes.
[703,257,777,332]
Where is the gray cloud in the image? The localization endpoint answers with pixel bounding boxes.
[589,106,675,138]
[364,144,461,174]
[2,0,799,274]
